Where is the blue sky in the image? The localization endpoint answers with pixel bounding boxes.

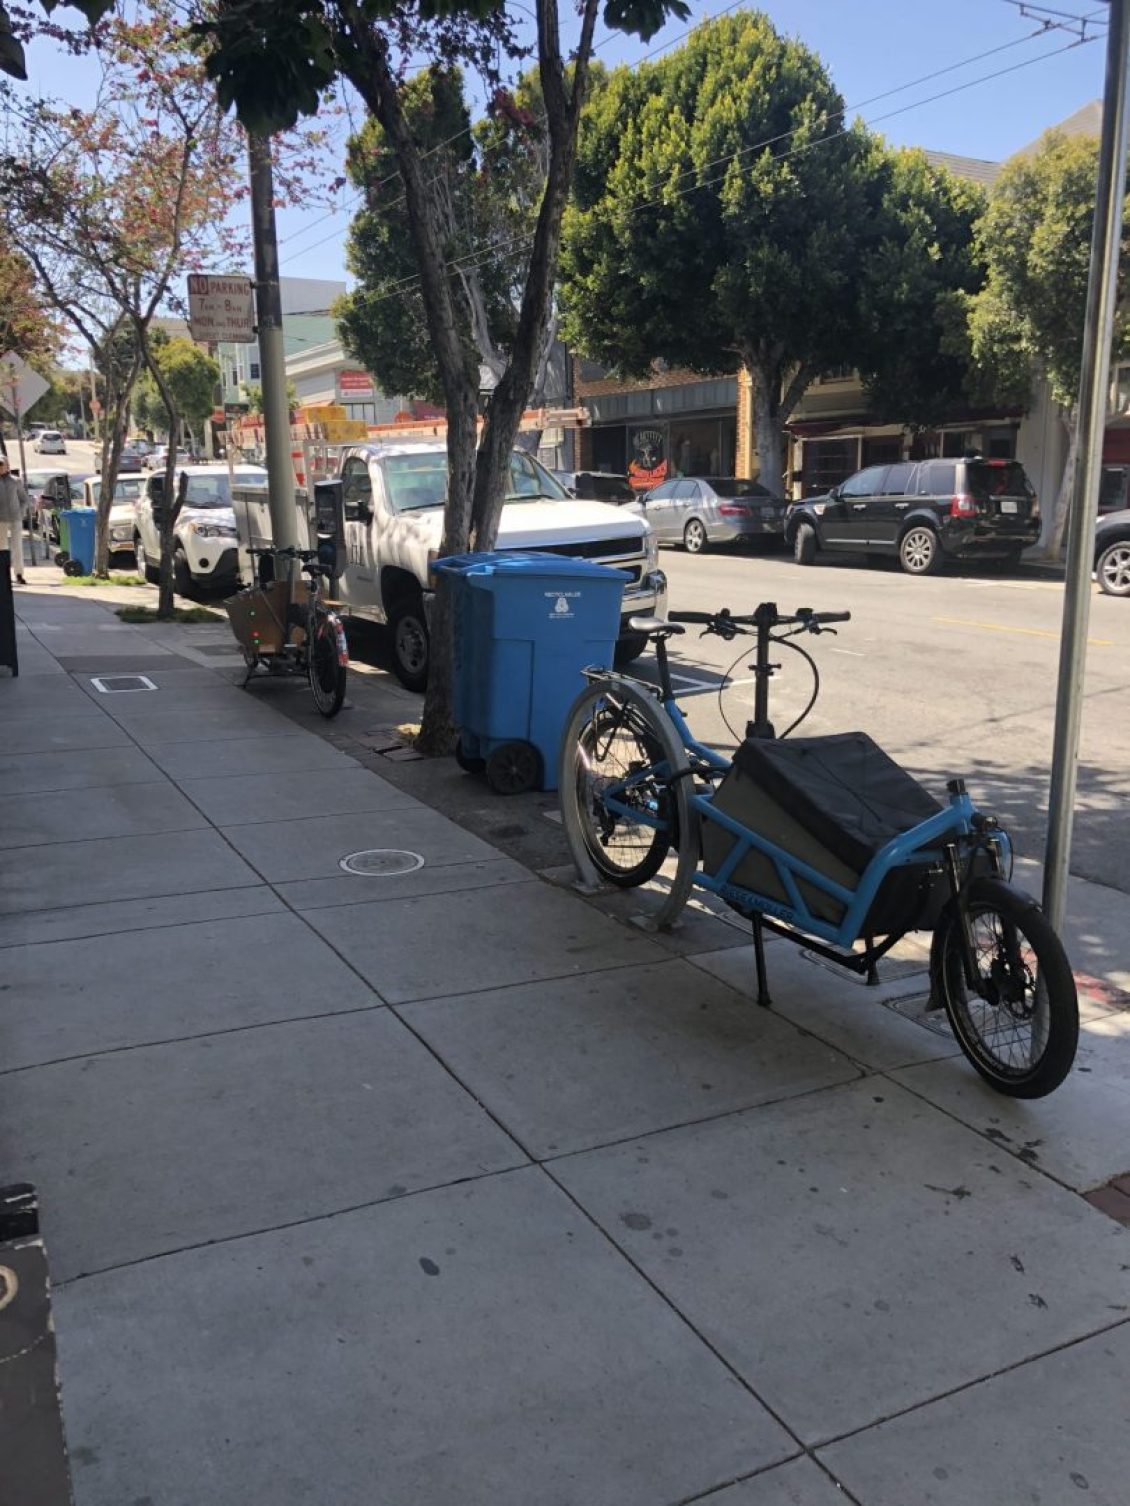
[21,0,1110,291]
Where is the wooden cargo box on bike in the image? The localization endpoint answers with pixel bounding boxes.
[225,579,310,655]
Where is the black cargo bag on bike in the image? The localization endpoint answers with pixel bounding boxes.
[702,731,949,936]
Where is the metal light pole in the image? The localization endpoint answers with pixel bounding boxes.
[248,133,299,560]
[1043,0,1130,932]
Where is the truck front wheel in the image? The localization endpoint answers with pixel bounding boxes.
[389,593,430,692]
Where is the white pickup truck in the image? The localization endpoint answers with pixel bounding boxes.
[310,440,665,690]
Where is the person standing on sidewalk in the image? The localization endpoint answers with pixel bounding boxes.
[0,455,29,584]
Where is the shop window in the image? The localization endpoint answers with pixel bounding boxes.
[861,435,902,467]
[987,431,1016,459]
[801,438,858,495]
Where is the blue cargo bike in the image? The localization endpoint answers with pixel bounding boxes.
[558,602,1078,1098]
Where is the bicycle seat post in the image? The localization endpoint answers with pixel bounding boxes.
[746,601,778,740]
[654,633,674,701]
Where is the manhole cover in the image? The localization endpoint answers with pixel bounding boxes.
[882,990,954,1038]
[338,849,425,877]
[90,674,157,693]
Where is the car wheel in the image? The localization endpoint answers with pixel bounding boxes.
[794,522,818,566]
[173,546,193,596]
[898,525,942,576]
[683,518,707,553]
[614,633,648,667]
[135,534,159,585]
[1096,538,1130,597]
[389,592,429,692]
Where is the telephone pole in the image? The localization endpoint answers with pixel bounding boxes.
[1043,0,1130,931]
[248,134,299,558]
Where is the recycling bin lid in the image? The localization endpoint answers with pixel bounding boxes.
[433,550,626,581]
[66,506,98,516]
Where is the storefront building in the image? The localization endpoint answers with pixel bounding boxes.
[573,361,739,488]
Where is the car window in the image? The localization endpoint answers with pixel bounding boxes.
[840,466,888,499]
[582,474,635,503]
[508,452,544,498]
[704,478,771,498]
[647,482,675,501]
[341,456,374,518]
[382,454,447,513]
[918,461,957,496]
[965,460,1034,500]
[881,462,915,495]
[672,480,698,500]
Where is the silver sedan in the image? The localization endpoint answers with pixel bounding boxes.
[639,476,788,553]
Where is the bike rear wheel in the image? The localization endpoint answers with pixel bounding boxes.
[309,608,347,718]
[934,877,1078,1098]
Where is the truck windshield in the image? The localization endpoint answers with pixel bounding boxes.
[89,476,144,504]
[383,452,571,512]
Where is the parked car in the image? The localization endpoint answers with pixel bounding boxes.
[305,441,665,689]
[640,476,788,552]
[134,464,267,592]
[23,469,76,536]
[786,456,1041,576]
[555,470,637,505]
[34,429,67,455]
[1095,507,1130,597]
[82,473,146,562]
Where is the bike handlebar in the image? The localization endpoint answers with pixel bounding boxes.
[669,605,851,634]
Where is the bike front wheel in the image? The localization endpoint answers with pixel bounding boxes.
[933,877,1078,1098]
[567,698,674,886]
[309,608,348,718]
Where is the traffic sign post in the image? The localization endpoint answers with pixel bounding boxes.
[187,273,256,343]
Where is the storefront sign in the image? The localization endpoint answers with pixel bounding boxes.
[338,369,375,398]
[628,425,668,491]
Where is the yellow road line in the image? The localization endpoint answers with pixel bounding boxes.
[932,616,1113,647]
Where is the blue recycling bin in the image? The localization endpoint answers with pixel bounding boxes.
[434,551,626,794]
[60,506,97,575]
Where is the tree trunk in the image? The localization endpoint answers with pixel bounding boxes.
[140,334,183,619]
[94,352,139,578]
[1039,407,1077,560]
[469,0,599,550]
[750,369,785,497]
[339,6,484,754]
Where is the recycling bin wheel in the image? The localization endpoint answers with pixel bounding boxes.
[54,551,70,567]
[63,558,84,577]
[485,741,541,796]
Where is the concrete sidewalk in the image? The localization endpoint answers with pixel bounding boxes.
[2,584,1129,1506]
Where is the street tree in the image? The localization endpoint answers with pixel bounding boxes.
[135,336,221,446]
[196,0,688,752]
[336,66,566,426]
[560,12,876,492]
[855,148,987,432]
[1,0,244,598]
[966,128,1127,555]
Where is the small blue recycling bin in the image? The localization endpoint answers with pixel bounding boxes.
[61,506,97,575]
[433,551,626,794]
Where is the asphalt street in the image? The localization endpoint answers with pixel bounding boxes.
[644,542,1130,897]
[16,438,99,479]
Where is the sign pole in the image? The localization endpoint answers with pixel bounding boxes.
[1043,0,1130,933]
[248,134,298,567]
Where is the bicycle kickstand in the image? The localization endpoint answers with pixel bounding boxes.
[751,914,773,1009]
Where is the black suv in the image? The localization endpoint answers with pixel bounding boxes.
[786,456,1040,576]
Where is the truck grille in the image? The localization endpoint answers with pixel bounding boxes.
[501,535,645,583]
